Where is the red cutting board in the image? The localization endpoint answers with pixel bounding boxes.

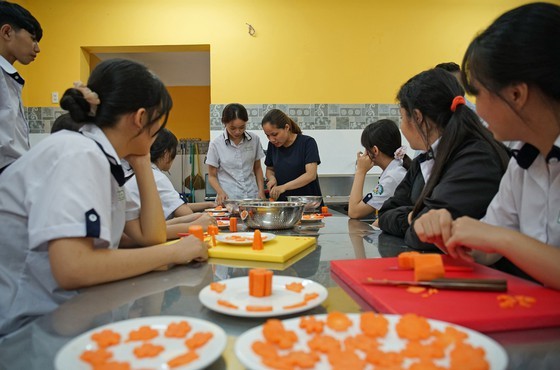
[208,235,316,263]
[331,257,560,333]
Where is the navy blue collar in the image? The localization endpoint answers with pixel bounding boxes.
[511,143,560,169]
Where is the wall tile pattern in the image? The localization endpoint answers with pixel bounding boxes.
[27,104,401,154]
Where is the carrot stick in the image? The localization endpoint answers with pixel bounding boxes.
[188,225,204,242]
[252,229,263,250]
[413,254,445,281]
[229,217,237,232]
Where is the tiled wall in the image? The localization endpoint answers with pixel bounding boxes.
[25,107,66,134]
[210,104,401,131]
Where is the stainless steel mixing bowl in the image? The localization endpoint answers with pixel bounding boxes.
[238,201,304,230]
[286,195,323,213]
[223,198,262,215]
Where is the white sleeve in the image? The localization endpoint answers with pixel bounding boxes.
[154,171,185,219]
[28,148,113,249]
[481,159,520,231]
[124,176,141,221]
[205,140,220,168]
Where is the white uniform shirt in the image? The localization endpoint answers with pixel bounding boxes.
[125,163,184,220]
[205,130,265,199]
[482,136,560,246]
[0,124,126,336]
[364,159,407,209]
[0,55,29,170]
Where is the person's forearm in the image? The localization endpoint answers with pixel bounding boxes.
[283,171,316,191]
[493,230,560,289]
[50,242,179,289]
[348,171,367,218]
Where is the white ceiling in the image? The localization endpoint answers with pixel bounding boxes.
[95,52,210,87]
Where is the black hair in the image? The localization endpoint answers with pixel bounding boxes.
[261,108,302,135]
[150,128,178,164]
[462,2,560,101]
[0,1,43,41]
[435,62,460,73]
[361,119,411,170]
[397,68,509,217]
[60,59,172,135]
[50,113,82,133]
[221,103,248,124]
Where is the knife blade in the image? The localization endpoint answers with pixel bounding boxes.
[363,277,508,292]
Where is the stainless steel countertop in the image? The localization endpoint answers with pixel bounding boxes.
[0,215,558,369]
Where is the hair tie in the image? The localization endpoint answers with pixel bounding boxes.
[394,146,407,160]
[73,81,100,117]
[450,96,466,112]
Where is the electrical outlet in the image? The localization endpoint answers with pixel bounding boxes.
[51,92,59,104]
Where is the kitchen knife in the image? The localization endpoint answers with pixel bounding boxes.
[363,277,507,292]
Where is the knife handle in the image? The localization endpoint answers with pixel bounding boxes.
[430,278,508,292]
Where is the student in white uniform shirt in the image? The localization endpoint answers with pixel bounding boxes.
[0,59,208,336]
[412,3,560,290]
[206,103,266,205]
[348,119,410,221]
[0,1,42,174]
[124,128,216,241]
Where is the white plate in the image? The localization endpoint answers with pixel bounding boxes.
[235,313,508,370]
[216,219,230,228]
[204,207,227,212]
[199,276,328,318]
[215,232,276,245]
[54,316,227,370]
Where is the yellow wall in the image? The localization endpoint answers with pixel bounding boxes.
[166,86,211,140]
[18,0,545,105]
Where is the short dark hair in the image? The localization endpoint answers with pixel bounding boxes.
[0,1,43,41]
[261,109,302,135]
[221,103,248,124]
[150,128,178,163]
[361,119,411,169]
[60,59,172,134]
[435,62,460,73]
[462,2,560,101]
[50,113,82,133]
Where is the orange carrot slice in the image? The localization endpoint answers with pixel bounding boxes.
[80,348,113,365]
[304,292,319,301]
[246,305,274,312]
[91,361,131,370]
[217,299,238,309]
[210,282,226,293]
[328,348,367,369]
[285,282,304,293]
[344,333,379,353]
[414,254,444,281]
[133,343,164,358]
[252,340,279,358]
[167,351,199,368]
[127,325,158,341]
[185,331,213,350]
[407,286,427,294]
[450,342,489,370]
[398,251,420,269]
[299,316,324,334]
[164,320,192,338]
[396,313,432,341]
[91,329,121,348]
[360,312,389,338]
[308,334,341,353]
[283,301,307,310]
[326,311,353,332]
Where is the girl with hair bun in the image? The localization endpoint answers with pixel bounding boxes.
[0,59,208,336]
[348,119,410,220]
[413,2,560,289]
[261,108,323,201]
[377,68,509,250]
